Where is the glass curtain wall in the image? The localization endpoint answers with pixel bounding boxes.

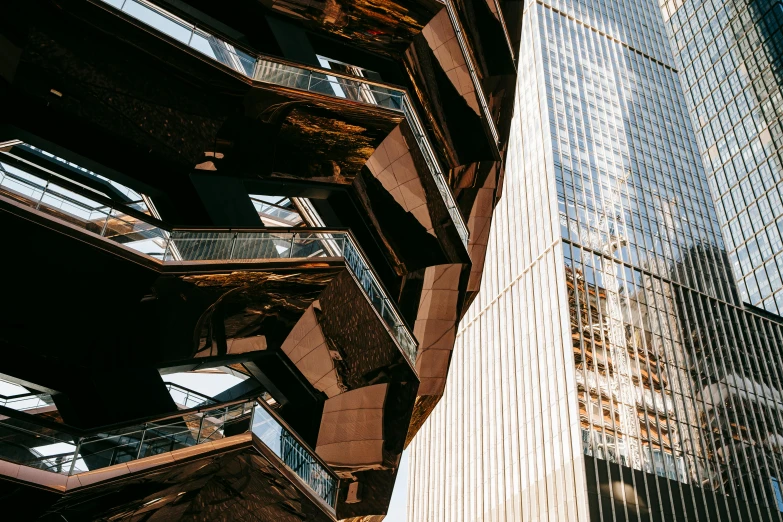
[659,0,783,314]
[408,0,783,520]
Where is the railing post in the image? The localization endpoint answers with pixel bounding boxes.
[100,209,110,237]
[228,232,237,260]
[35,181,50,210]
[162,233,172,261]
[67,438,82,476]
[289,234,296,258]
[196,413,206,444]
[135,424,147,460]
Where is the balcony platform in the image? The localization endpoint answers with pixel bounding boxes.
[2,0,470,265]
[0,399,339,521]
[0,188,418,379]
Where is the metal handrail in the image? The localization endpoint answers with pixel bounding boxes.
[0,380,54,411]
[0,161,419,365]
[251,399,338,508]
[0,152,166,229]
[401,97,470,244]
[90,0,469,248]
[0,397,252,439]
[253,397,336,481]
[162,229,418,364]
[164,382,218,408]
[0,396,337,508]
[435,0,501,146]
[100,0,402,93]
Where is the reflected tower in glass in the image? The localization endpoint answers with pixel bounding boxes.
[408,0,783,520]
[659,0,783,315]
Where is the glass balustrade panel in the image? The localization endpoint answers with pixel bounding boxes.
[254,61,312,90]
[98,0,466,248]
[79,428,147,468]
[98,0,469,249]
[102,0,407,114]
[197,403,249,442]
[17,143,153,216]
[169,231,234,261]
[0,415,80,474]
[189,31,256,76]
[166,385,215,409]
[1,394,54,411]
[0,398,260,478]
[0,162,48,208]
[36,184,112,234]
[289,232,334,258]
[251,404,336,507]
[72,403,253,471]
[139,428,196,458]
[104,209,170,258]
[250,197,303,227]
[121,0,192,44]
[231,233,290,260]
[1,151,417,362]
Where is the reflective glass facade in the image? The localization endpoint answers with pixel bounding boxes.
[408,0,783,519]
[659,0,783,314]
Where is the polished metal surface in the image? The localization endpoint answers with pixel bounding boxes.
[93,0,470,248]
[0,0,519,517]
[0,400,252,475]
[0,150,418,366]
[255,0,442,55]
[434,0,500,146]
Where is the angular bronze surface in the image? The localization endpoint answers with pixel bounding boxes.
[257,0,444,56]
[0,0,516,516]
[2,440,335,521]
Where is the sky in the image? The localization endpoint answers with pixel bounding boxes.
[164,371,243,396]
[385,450,409,521]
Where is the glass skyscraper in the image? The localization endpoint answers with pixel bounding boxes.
[408,0,783,520]
[659,0,783,314]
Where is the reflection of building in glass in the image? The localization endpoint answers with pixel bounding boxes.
[659,0,783,314]
[566,261,693,484]
[409,0,783,519]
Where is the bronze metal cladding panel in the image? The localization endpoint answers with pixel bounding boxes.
[256,0,445,57]
[39,447,335,521]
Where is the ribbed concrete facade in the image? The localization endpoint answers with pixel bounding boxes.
[409,7,588,517]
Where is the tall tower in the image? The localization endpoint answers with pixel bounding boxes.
[659,0,783,315]
[409,0,783,520]
[0,0,518,519]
